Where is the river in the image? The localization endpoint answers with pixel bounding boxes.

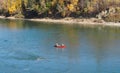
[0,19,120,73]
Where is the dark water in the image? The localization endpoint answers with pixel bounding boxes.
[0,19,120,73]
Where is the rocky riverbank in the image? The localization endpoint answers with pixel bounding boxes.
[96,7,120,22]
[0,16,120,27]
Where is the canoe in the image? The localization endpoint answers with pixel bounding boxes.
[54,45,66,48]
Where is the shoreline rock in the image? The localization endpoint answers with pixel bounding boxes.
[0,16,120,27]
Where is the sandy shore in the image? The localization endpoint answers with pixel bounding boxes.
[0,16,120,27]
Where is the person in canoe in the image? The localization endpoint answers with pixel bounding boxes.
[54,43,66,48]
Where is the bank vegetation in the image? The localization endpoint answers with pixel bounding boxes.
[0,0,120,22]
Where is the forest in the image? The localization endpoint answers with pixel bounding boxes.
[0,0,120,22]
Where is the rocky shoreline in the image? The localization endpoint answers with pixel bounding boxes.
[0,16,120,27]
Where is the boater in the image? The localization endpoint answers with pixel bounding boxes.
[54,43,60,47]
[61,44,64,46]
[54,43,66,48]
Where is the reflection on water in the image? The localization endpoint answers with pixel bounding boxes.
[0,19,120,73]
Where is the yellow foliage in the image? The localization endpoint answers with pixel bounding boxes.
[8,4,16,14]
[58,0,64,5]
[1,0,120,17]
[67,4,74,12]
[52,0,57,6]
[71,0,78,5]
[6,0,22,14]
[88,6,94,13]
[23,0,28,7]
[67,0,78,12]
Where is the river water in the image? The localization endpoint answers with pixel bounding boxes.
[0,19,120,73]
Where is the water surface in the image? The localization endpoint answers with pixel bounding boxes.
[0,19,120,73]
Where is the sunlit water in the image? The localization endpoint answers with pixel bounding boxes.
[0,19,120,73]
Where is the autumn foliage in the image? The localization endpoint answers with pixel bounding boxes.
[0,0,120,18]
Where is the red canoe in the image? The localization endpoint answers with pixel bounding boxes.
[54,45,66,48]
